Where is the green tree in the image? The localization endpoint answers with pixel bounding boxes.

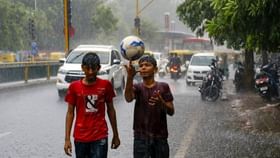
[207,0,280,89]
[90,4,119,44]
[176,0,214,36]
[177,0,280,90]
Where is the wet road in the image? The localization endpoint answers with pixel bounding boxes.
[0,76,280,158]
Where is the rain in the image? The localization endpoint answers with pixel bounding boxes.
[1,0,280,158]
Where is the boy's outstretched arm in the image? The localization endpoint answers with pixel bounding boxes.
[124,61,136,102]
[107,102,120,149]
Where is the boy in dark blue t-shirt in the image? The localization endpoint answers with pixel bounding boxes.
[124,55,175,158]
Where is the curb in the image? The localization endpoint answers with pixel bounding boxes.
[0,77,57,91]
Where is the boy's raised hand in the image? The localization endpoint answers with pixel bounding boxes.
[148,90,164,106]
[124,60,137,78]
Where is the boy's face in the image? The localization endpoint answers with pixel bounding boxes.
[82,65,100,82]
[138,61,157,78]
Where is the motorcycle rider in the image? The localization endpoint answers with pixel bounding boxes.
[168,53,181,73]
[169,53,181,65]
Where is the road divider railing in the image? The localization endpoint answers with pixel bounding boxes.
[0,61,61,83]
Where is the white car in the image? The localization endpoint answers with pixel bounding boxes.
[186,52,218,86]
[56,45,126,97]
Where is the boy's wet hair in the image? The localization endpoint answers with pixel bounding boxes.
[82,52,100,69]
[138,55,157,67]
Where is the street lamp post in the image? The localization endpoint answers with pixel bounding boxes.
[135,0,154,36]
[135,0,140,36]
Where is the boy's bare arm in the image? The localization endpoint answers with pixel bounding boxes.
[124,75,135,102]
[164,101,175,116]
[124,61,136,102]
[64,104,75,156]
[107,102,120,149]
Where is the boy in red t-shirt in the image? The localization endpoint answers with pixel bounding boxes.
[64,52,120,158]
[124,55,175,158]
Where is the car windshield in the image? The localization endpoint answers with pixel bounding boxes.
[190,56,215,66]
[66,50,110,64]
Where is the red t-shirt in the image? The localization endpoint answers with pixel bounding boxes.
[65,78,115,142]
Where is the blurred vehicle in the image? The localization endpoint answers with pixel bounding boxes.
[158,58,169,78]
[170,64,180,81]
[168,50,197,76]
[186,52,218,86]
[168,49,196,67]
[151,51,164,67]
[0,52,16,63]
[183,37,213,51]
[56,45,125,97]
[35,52,49,61]
[233,61,245,92]
[255,62,280,101]
[49,52,65,61]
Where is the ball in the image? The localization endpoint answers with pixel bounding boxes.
[120,35,145,60]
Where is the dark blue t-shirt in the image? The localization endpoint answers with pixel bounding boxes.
[133,82,173,139]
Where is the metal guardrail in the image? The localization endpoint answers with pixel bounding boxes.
[0,61,61,83]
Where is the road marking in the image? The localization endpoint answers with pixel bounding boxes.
[174,116,200,158]
[0,132,12,139]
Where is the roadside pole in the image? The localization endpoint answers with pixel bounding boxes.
[63,0,69,56]
[134,0,154,36]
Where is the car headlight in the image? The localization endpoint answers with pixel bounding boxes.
[58,68,68,74]
[187,69,192,73]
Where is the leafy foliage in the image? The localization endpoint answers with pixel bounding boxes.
[207,0,280,52]
[0,0,182,52]
[176,0,214,34]
[92,4,118,35]
[176,0,280,89]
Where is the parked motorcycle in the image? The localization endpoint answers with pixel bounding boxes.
[199,59,223,101]
[255,62,280,101]
[233,61,245,92]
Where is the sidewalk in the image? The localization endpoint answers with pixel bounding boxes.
[224,79,280,133]
[0,77,57,91]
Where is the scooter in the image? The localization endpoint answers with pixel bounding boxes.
[255,62,280,101]
[233,62,245,92]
